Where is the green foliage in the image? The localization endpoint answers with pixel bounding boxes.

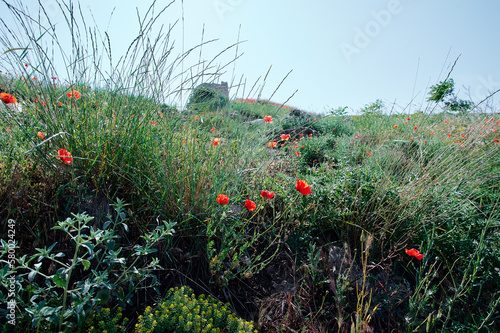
[87,306,129,333]
[428,78,473,113]
[134,286,257,333]
[0,200,175,332]
[428,79,455,103]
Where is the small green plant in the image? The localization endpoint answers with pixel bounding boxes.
[0,199,176,332]
[87,306,129,333]
[134,286,257,333]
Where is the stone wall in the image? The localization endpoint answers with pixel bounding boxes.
[197,81,229,97]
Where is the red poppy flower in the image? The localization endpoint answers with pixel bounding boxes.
[494,139,499,143]
[447,134,451,138]
[66,90,81,99]
[393,125,398,129]
[414,126,418,130]
[261,190,275,199]
[444,120,448,124]
[57,149,73,165]
[244,199,256,211]
[211,138,221,146]
[295,151,300,157]
[407,117,410,121]
[268,141,277,148]
[296,179,311,196]
[263,116,273,123]
[309,134,313,137]
[280,134,290,141]
[430,132,434,135]
[405,248,423,260]
[0,93,17,104]
[151,121,157,125]
[216,194,229,205]
[210,127,215,132]
[37,132,46,140]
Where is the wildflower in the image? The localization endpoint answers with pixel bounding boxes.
[263,116,273,123]
[261,190,274,199]
[210,127,215,132]
[494,138,499,143]
[37,132,46,140]
[295,151,300,157]
[407,117,410,121]
[393,125,398,129]
[280,134,290,141]
[195,117,199,121]
[367,153,371,157]
[151,121,157,125]
[244,199,256,211]
[216,194,229,205]
[405,121,408,124]
[0,93,17,104]
[296,179,312,196]
[309,134,313,137]
[430,132,434,135]
[405,248,423,260]
[447,134,451,138]
[211,138,221,146]
[66,90,81,99]
[444,120,448,123]
[414,126,418,130]
[268,141,277,148]
[57,149,73,165]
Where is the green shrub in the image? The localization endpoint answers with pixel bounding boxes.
[134,286,257,333]
[87,306,129,333]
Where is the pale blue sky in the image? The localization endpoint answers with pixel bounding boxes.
[2,0,500,114]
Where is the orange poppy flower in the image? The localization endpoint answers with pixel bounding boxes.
[66,90,81,99]
[244,199,256,211]
[261,190,275,199]
[57,149,73,165]
[280,134,290,141]
[37,132,46,140]
[263,116,273,123]
[296,179,311,196]
[405,248,423,260]
[216,194,229,205]
[0,93,18,104]
[268,141,277,148]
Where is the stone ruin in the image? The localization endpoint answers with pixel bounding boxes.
[197,81,229,97]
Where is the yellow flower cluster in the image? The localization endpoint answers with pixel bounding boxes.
[135,286,257,333]
[87,306,129,333]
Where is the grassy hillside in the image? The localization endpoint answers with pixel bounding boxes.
[0,2,499,332]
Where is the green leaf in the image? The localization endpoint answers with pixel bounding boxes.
[81,259,91,271]
[53,272,66,288]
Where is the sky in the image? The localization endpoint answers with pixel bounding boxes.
[1,0,500,114]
